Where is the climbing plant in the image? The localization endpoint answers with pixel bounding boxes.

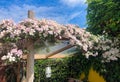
[0,18,119,82]
[0,19,98,64]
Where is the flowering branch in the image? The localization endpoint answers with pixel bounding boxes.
[0,19,119,64]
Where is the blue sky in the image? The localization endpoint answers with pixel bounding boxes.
[0,0,87,28]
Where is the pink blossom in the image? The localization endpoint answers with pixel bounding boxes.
[1,56,7,60]
[83,44,88,51]
[16,50,23,57]
[48,31,53,35]
[10,48,18,54]
[25,28,31,33]
[0,18,101,63]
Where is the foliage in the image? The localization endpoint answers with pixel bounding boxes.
[34,51,120,82]
[86,0,120,81]
[91,57,120,82]
[86,0,120,37]
[67,52,91,81]
[34,51,92,82]
[35,52,91,82]
[34,59,69,82]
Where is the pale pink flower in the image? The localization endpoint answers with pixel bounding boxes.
[16,50,23,57]
[48,31,53,35]
[83,44,88,51]
[9,56,16,62]
[1,56,7,60]
[29,29,35,35]
[10,48,17,54]
[25,28,31,33]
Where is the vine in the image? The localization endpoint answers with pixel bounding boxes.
[0,19,97,64]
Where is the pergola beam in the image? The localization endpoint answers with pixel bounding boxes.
[22,44,75,60]
[22,54,70,59]
[46,44,74,58]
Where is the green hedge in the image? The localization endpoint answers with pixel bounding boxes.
[4,54,120,82]
[34,58,69,82]
[34,52,120,82]
[34,52,92,82]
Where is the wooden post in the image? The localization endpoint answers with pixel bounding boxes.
[17,62,20,82]
[28,10,34,19]
[26,10,35,82]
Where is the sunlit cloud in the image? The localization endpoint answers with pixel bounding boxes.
[60,0,86,7]
[0,5,54,22]
[0,3,87,27]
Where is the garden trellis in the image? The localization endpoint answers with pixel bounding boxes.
[0,10,119,82]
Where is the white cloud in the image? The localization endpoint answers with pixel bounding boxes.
[60,0,86,7]
[0,4,86,27]
[0,5,54,22]
[68,11,82,20]
[0,4,71,24]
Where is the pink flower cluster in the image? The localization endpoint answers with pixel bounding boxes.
[0,18,99,63]
[64,24,94,52]
[0,19,15,38]
[0,19,95,51]
[1,48,23,63]
[94,36,120,62]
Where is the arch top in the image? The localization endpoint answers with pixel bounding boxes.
[0,18,97,63]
